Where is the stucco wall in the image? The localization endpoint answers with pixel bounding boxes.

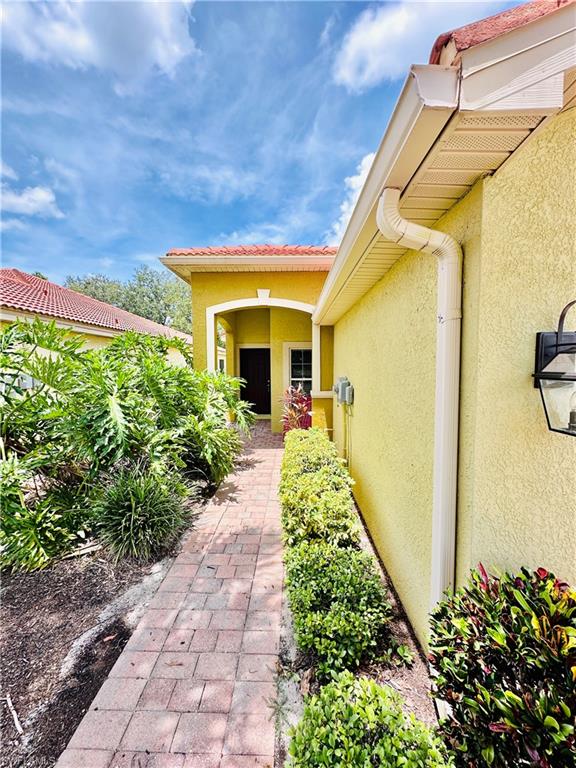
[459,107,576,586]
[234,309,271,345]
[270,308,313,431]
[332,108,576,645]
[189,272,327,371]
[333,248,438,643]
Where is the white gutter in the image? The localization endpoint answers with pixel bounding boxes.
[312,64,459,325]
[376,188,462,607]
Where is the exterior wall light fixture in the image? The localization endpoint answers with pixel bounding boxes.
[534,300,576,436]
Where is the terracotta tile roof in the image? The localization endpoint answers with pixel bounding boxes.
[166,244,338,257]
[0,269,192,343]
[429,0,574,64]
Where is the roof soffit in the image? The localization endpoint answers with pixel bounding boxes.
[314,5,576,325]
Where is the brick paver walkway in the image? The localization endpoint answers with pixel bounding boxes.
[56,422,284,768]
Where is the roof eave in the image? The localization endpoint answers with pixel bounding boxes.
[312,64,459,324]
[314,4,575,325]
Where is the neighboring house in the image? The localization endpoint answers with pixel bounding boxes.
[0,269,193,364]
[162,0,576,644]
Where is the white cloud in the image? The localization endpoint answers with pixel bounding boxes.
[222,222,289,246]
[1,161,18,180]
[98,257,114,269]
[333,1,498,91]
[319,14,337,49]
[2,185,64,219]
[159,163,258,205]
[132,252,161,264]
[1,0,197,93]
[325,152,375,246]
[1,218,26,232]
[220,188,326,247]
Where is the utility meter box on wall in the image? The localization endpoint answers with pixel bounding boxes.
[333,377,352,404]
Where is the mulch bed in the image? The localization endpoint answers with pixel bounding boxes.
[0,554,152,768]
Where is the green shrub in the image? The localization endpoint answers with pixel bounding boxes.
[1,321,254,569]
[94,465,193,562]
[181,412,242,486]
[280,429,359,548]
[429,565,576,767]
[288,671,452,767]
[281,428,349,485]
[286,541,391,676]
[0,451,82,571]
[280,468,360,548]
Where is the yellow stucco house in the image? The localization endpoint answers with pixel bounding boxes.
[162,0,576,644]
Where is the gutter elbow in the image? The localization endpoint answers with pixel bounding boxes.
[376,189,406,244]
[377,187,462,265]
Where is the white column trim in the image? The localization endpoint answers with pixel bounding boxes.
[312,322,321,393]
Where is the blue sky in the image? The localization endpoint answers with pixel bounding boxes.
[2,1,509,283]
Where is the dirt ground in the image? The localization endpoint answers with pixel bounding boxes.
[0,553,163,768]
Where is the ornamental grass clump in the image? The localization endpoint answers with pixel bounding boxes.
[429,565,576,768]
[288,671,452,768]
[285,541,391,677]
[94,465,194,562]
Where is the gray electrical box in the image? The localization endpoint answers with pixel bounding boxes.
[333,377,352,404]
[344,384,354,405]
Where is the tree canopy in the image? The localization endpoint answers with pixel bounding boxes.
[65,267,191,334]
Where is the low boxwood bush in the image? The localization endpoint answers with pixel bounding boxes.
[429,565,576,767]
[286,541,391,677]
[280,466,360,548]
[281,428,349,484]
[94,465,194,561]
[288,670,452,767]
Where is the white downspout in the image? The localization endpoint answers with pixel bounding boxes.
[376,188,462,609]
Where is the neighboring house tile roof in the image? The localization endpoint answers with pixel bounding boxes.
[166,245,338,257]
[0,269,192,343]
[429,0,574,64]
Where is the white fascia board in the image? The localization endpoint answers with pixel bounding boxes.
[459,4,576,111]
[312,65,459,325]
[161,255,334,271]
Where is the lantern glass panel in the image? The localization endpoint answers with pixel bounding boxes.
[539,351,576,435]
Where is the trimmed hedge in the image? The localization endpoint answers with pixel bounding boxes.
[288,671,452,767]
[281,429,454,766]
[280,429,359,549]
[281,428,350,481]
[286,541,391,677]
[280,429,392,677]
[429,565,576,767]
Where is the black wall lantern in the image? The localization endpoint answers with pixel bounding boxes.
[534,300,576,437]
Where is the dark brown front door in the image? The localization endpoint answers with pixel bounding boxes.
[239,348,271,414]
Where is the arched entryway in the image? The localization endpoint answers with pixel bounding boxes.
[205,296,322,430]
